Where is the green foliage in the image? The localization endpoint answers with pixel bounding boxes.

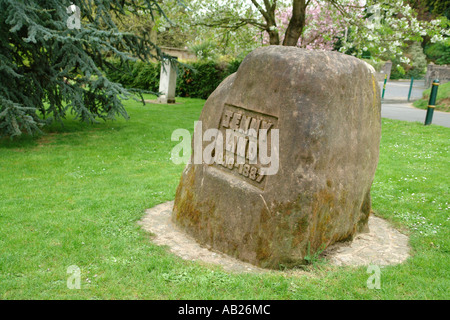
[390,42,427,79]
[389,64,406,80]
[0,0,171,138]
[427,0,450,19]
[106,60,161,92]
[132,62,161,91]
[425,42,450,65]
[303,243,327,267]
[405,42,428,79]
[176,60,240,99]
[105,59,243,100]
[188,41,219,61]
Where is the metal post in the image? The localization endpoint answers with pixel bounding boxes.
[424,79,439,125]
[382,74,387,99]
[407,77,414,102]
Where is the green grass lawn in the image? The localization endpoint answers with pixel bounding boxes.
[413,81,450,112]
[1,95,449,299]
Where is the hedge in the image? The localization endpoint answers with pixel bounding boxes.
[105,59,242,99]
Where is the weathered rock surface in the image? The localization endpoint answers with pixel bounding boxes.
[172,46,381,269]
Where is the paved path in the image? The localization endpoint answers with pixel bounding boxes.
[379,80,450,128]
[380,79,426,102]
[382,102,450,127]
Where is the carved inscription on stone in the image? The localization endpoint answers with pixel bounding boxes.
[211,104,278,189]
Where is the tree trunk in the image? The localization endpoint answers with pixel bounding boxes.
[268,27,280,45]
[282,0,307,46]
[250,0,280,45]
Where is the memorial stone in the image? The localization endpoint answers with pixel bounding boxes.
[172,46,381,269]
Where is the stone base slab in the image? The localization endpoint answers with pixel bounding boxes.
[139,201,410,272]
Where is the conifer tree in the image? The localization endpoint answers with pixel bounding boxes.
[0,0,170,137]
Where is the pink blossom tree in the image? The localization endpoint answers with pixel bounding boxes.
[190,0,449,62]
[261,0,362,50]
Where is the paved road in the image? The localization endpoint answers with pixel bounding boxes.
[381,102,450,127]
[379,79,426,102]
[379,80,450,128]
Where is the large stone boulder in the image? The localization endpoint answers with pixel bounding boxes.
[172,46,381,269]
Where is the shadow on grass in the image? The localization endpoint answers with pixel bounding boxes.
[0,94,199,150]
[0,117,127,150]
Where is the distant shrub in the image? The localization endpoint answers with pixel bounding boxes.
[132,62,160,90]
[105,59,242,99]
[177,60,242,99]
[425,42,450,65]
[105,60,160,92]
[389,63,406,80]
[390,43,427,79]
[404,42,428,79]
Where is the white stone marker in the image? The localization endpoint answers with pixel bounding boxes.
[157,58,177,104]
